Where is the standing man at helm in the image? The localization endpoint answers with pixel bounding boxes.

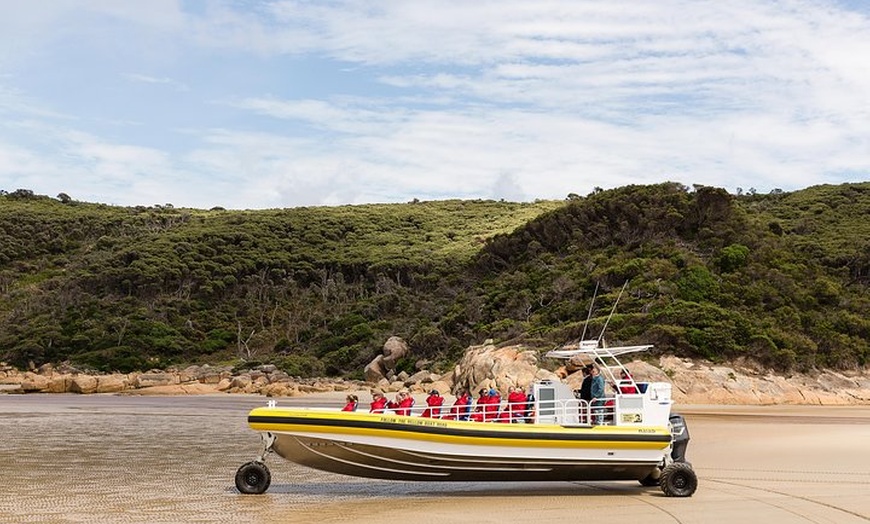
[590,365,605,425]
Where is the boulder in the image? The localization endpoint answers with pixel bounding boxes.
[268,371,291,383]
[262,382,301,397]
[406,370,433,385]
[451,343,542,395]
[364,355,387,383]
[565,355,587,374]
[427,380,451,395]
[298,383,332,393]
[0,384,22,393]
[364,336,411,384]
[70,375,98,394]
[564,370,585,391]
[382,336,410,368]
[128,383,218,395]
[178,365,202,383]
[47,375,72,393]
[0,361,16,377]
[96,375,128,393]
[21,373,50,392]
[198,371,226,385]
[0,369,23,384]
[231,375,252,390]
[135,373,178,388]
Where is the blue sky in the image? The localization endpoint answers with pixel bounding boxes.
[1,0,868,209]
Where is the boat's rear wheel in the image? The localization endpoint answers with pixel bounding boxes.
[659,462,697,497]
[235,461,271,495]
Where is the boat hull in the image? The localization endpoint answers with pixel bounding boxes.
[249,407,672,482]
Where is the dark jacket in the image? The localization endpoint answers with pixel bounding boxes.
[579,375,593,402]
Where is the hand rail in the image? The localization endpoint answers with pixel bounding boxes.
[379,398,620,426]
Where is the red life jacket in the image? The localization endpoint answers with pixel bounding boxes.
[483,393,501,421]
[470,395,488,422]
[619,384,639,394]
[450,393,472,420]
[389,396,415,416]
[369,397,388,413]
[341,401,358,412]
[507,391,527,420]
[422,394,444,418]
[618,372,639,394]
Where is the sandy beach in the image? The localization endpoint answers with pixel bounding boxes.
[1,394,869,523]
[286,403,870,524]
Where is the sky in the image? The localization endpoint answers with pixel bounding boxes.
[1,0,869,210]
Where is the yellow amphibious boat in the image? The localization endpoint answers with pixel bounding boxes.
[235,342,697,497]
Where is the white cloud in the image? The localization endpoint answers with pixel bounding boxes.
[0,0,868,208]
[123,73,190,92]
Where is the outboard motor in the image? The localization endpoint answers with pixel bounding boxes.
[669,414,690,462]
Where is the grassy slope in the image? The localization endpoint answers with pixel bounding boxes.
[1,183,867,374]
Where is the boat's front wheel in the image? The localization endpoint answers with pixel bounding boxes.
[235,461,271,494]
[659,462,697,497]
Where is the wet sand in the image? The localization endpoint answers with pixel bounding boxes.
[1,394,869,523]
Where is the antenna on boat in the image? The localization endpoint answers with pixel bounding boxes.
[597,281,629,345]
[579,282,599,343]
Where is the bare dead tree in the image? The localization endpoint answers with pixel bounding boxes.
[237,320,256,360]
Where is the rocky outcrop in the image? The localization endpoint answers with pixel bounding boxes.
[648,356,870,405]
[134,373,179,388]
[450,341,559,395]
[364,355,388,383]
[0,362,366,398]
[2,346,869,405]
[364,336,411,383]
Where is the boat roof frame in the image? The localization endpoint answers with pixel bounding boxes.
[545,344,653,360]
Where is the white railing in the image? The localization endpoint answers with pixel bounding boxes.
[360,398,621,426]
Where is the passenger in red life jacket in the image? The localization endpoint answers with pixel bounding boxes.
[485,388,501,422]
[470,388,489,422]
[388,390,415,416]
[369,392,388,413]
[618,370,639,394]
[341,394,359,412]
[451,389,473,420]
[422,390,444,418]
[507,386,527,423]
[495,386,518,423]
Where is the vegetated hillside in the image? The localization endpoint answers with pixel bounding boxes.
[0,182,867,376]
[0,189,561,375]
[472,182,869,371]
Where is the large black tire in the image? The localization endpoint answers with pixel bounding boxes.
[235,461,271,494]
[660,462,697,497]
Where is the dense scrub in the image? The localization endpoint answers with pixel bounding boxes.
[0,182,867,375]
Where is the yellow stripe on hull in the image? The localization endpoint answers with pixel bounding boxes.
[248,407,671,451]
